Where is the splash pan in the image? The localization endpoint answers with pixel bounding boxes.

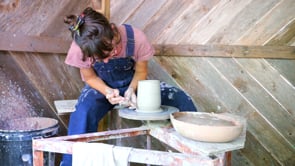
[170,112,243,143]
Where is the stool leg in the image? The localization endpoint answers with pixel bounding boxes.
[146,134,151,166]
[225,152,232,166]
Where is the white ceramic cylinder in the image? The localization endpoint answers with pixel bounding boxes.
[136,80,162,113]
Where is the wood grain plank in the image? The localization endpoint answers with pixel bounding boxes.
[95,0,110,19]
[237,0,295,45]
[208,0,281,44]
[0,0,88,36]
[235,58,295,117]
[184,0,253,44]
[155,0,220,43]
[124,0,167,29]
[231,150,255,166]
[290,37,295,46]
[143,0,194,41]
[266,59,295,86]
[154,44,295,59]
[238,130,281,166]
[0,32,71,54]
[153,56,227,113]
[267,18,295,46]
[110,0,144,24]
[266,19,295,87]
[40,0,92,38]
[181,57,256,116]
[147,59,179,88]
[0,0,46,33]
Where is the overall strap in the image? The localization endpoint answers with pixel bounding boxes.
[123,24,135,57]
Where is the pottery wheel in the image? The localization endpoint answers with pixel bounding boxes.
[119,105,179,121]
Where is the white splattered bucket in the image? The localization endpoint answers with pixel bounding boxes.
[0,117,59,166]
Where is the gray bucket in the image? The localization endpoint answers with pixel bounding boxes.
[0,117,59,166]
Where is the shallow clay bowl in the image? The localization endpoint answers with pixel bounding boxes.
[170,112,243,143]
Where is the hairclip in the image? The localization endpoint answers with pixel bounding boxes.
[69,13,85,36]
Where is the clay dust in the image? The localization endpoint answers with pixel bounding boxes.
[0,69,37,130]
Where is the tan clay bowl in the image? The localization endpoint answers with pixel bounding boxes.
[170,112,243,143]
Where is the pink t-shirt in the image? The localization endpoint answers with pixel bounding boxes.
[65,25,155,69]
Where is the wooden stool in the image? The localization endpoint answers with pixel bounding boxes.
[54,99,110,131]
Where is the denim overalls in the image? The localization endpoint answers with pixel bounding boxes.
[61,24,197,166]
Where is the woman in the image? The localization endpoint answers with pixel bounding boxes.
[61,7,197,166]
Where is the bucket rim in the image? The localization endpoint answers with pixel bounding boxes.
[0,117,59,132]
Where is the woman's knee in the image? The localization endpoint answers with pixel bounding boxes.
[160,82,197,112]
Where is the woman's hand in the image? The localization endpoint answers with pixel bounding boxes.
[105,88,124,105]
[123,61,147,109]
[124,87,137,109]
[81,68,125,105]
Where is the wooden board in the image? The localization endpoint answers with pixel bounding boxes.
[236,0,295,45]
[123,0,167,29]
[143,0,196,41]
[236,58,295,117]
[54,100,78,114]
[154,44,295,59]
[0,32,71,54]
[184,0,253,44]
[110,0,143,25]
[155,0,220,43]
[208,0,281,44]
[266,17,295,86]
[240,130,281,165]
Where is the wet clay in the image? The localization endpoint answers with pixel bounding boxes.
[175,114,235,126]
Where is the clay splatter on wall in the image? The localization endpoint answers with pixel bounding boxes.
[0,68,37,129]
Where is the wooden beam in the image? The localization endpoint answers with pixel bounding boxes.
[92,0,110,19]
[103,0,110,19]
[154,44,295,59]
[1,32,294,59]
[0,32,71,54]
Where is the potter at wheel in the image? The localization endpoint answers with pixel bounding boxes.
[119,105,179,121]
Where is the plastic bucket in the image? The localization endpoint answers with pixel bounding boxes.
[0,117,59,166]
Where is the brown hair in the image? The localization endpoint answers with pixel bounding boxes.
[64,7,114,61]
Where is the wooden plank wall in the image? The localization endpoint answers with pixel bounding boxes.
[0,0,101,133]
[0,1,107,163]
[110,0,295,165]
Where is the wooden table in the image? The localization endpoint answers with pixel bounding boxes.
[32,117,246,166]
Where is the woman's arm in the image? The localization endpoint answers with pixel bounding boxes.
[81,67,125,104]
[80,67,110,95]
[129,60,148,91]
